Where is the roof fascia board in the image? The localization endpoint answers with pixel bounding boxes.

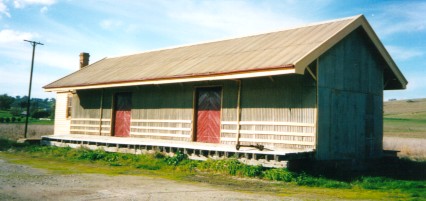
[358,16,408,88]
[294,15,360,74]
[294,15,407,89]
[44,68,296,92]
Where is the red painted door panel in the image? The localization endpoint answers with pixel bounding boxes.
[196,88,221,143]
[114,93,132,137]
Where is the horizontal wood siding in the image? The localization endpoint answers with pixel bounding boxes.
[70,118,111,135]
[53,92,71,135]
[317,28,384,160]
[130,119,192,141]
[221,75,317,150]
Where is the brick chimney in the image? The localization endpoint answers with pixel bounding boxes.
[79,52,90,69]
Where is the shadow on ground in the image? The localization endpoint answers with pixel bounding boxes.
[287,157,426,182]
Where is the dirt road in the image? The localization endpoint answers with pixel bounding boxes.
[0,157,286,201]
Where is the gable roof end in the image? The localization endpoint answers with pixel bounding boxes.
[293,15,407,89]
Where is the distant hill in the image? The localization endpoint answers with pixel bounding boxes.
[384,98,426,115]
[384,98,426,139]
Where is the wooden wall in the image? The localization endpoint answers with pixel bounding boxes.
[221,75,316,150]
[70,74,317,151]
[316,27,384,160]
[130,84,194,141]
[53,92,71,135]
[70,89,112,136]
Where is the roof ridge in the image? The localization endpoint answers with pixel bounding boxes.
[107,15,362,59]
[45,14,406,91]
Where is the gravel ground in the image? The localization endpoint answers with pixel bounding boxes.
[0,157,287,201]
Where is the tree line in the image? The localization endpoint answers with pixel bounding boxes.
[0,94,55,122]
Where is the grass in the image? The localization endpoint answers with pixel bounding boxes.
[0,110,53,125]
[0,110,13,118]
[1,153,398,200]
[0,139,425,200]
[384,115,426,139]
[384,98,426,139]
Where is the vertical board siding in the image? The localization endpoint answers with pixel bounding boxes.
[53,92,71,135]
[220,75,317,150]
[72,90,102,118]
[70,89,112,135]
[71,78,317,150]
[130,84,193,141]
[317,28,384,160]
[129,81,239,141]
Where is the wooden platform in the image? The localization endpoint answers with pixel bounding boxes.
[41,134,315,167]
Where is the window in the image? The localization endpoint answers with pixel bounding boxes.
[66,94,72,118]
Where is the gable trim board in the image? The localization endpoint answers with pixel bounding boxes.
[43,15,406,92]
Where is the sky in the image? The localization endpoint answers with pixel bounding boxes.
[0,0,425,100]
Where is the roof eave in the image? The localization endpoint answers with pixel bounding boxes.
[44,66,296,92]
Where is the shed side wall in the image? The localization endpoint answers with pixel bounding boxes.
[317,28,384,160]
[71,75,317,150]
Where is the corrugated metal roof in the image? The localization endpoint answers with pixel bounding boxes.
[44,15,407,91]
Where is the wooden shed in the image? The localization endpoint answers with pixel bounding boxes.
[43,15,407,163]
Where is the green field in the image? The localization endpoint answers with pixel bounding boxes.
[0,110,53,125]
[0,110,13,118]
[384,98,426,139]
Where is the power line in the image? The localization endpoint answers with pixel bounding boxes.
[23,40,44,139]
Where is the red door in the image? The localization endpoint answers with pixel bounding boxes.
[114,93,132,137]
[195,87,221,143]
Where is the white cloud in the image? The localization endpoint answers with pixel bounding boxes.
[0,44,78,71]
[100,19,123,30]
[0,0,11,17]
[371,1,426,36]
[0,29,34,43]
[165,1,306,37]
[13,0,55,8]
[40,6,48,13]
[37,50,77,71]
[77,0,314,44]
[0,30,76,71]
[386,45,423,61]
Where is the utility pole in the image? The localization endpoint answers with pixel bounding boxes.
[23,40,44,139]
